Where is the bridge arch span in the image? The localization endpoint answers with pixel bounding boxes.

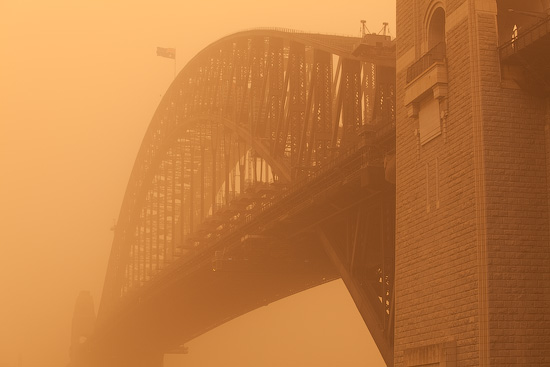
[94,28,396,367]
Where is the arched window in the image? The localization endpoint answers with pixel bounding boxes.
[428,6,446,50]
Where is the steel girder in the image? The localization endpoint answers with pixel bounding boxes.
[96,29,395,364]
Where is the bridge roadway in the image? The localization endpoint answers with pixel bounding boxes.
[73,29,396,367]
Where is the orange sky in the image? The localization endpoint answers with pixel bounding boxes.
[0,1,394,366]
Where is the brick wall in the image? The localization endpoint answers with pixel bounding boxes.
[396,0,480,365]
[475,10,550,366]
[395,0,550,366]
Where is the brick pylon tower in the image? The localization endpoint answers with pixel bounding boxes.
[395,0,550,365]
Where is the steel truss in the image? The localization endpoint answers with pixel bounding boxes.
[97,29,395,366]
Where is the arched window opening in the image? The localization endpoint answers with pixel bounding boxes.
[428,7,446,50]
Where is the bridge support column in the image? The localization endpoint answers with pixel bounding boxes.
[396,0,550,365]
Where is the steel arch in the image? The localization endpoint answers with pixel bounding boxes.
[100,29,394,313]
[93,32,396,367]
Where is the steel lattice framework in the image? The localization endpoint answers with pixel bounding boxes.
[94,29,395,367]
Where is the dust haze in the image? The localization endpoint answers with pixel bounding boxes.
[0,1,394,366]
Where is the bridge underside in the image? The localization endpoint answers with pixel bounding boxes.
[89,242,337,366]
[88,160,394,367]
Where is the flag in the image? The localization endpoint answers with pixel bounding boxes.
[156,47,176,59]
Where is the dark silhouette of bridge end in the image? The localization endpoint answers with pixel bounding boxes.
[68,291,95,367]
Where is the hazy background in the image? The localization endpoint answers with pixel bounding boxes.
[0,1,395,366]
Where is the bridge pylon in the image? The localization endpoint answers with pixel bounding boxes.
[395,1,550,365]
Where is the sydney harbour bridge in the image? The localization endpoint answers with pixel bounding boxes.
[70,29,397,367]
[70,2,550,366]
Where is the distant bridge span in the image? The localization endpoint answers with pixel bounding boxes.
[74,29,396,367]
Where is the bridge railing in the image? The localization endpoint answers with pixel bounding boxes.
[499,15,550,60]
[406,42,446,83]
